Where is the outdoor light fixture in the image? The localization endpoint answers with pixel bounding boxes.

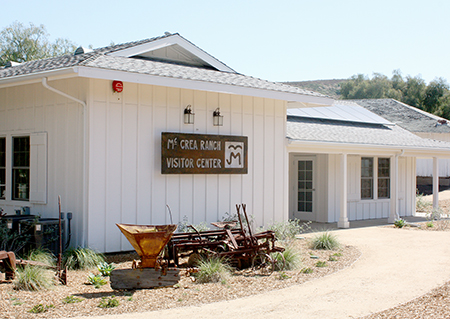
[213,108,223,126]
[184,105,195,124]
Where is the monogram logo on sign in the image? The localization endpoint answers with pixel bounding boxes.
[225,142,244,168]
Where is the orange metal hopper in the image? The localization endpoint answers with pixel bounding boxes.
[116,224,177,268]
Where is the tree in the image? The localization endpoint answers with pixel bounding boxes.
[422,78,449,113]
[0,21,77,66]
[339,71,450,120]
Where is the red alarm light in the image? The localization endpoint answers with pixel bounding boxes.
[112,80,123,93]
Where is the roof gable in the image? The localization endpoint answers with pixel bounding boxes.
[105,33,235,73]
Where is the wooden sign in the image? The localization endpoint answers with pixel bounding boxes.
[161,132,248,174]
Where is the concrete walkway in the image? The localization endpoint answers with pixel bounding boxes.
[72,226,450,319]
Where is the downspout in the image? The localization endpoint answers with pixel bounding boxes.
[42,77,88,247]
[395,149,405,220]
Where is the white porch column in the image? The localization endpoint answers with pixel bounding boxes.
[338,153,349,228]
[433,157,439,209]
[388,155,399,223]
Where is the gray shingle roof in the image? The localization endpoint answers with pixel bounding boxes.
[349,99,450,133]
[0,33,326,99]
[286,116,450,150]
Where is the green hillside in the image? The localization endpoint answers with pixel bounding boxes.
[282,79,347,99]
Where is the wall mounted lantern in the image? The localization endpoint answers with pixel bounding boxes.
[184,105,195,124]
[213,108,223,126]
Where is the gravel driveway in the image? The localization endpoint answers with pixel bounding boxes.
[71,226,450,319]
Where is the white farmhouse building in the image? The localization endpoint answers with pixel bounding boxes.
[351,99,450,185]
[1,33,449,253]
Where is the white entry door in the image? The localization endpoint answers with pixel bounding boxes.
[294,157,315,220]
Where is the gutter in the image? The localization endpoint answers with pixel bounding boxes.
[0,68,77,89]
[41,77,88,247]
[286,139,450,157]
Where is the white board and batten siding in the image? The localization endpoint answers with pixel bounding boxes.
[345,155,415,221]
[325,155,416,222]
[0,79,86,247]
[415,132,450,177]
[87,79,287,253]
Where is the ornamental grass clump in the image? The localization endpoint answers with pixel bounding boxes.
[63,247,105,270]
[309,232,340,250]
[277,244,302,270]
[13,265,56,291]
[27,248,56,267]
[194,256,233,284]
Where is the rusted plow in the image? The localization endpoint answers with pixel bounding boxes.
[167,204,285,275]
[110,224,180,289]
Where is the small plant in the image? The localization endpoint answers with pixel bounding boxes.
[87,273,107,288]
[426,221,434,228]
[278,271,291,280]
[394,218,406,228]
[300,267,313,274]
[63,247,105,270]
[416,192,432,212]
[332,252,342,257]
[62,295,83,304]
[316,261,327,267]
[194,256,233,284]
[97,262,116,277]
[13,265,56,291]
[329,256,337,262]
[310,232,340,250]
[29,304,54,313]
[98,296,119,308]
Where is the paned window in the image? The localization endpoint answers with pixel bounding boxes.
[12,136,30,201]
[0,138,5,199]
[361,157,374,199]
[378,158,390,198]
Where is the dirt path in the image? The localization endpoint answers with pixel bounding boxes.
[71,227,450,319]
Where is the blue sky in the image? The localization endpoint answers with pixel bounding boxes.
[2,0,449,84]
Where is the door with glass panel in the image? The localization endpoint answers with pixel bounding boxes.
[294,157,315,219]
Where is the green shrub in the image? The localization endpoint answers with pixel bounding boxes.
[27,248,55,267]
[261,219,311,241]
[310,232,340,250]
[13,265,56,291]
[177,216,209,233]
[62,296,83,304]
[63,247,105,270]
[194,256,232,284]
[87,273,107,288]
[316,261,327,267]
[98,296,119,308]
[426,221,434,228]
[97,262,116,277]
[394,218,406,228]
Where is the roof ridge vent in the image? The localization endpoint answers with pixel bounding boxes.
[74,46,93,55]
[5,61,21,68]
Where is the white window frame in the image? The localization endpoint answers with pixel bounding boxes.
[0,132,47,205]
[360,156,390,200]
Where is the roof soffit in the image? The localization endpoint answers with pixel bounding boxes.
[106,34,236,73]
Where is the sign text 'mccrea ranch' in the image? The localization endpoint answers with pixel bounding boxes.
[161,132,248,174]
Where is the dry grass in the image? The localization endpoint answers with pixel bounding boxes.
[0,240,359,319]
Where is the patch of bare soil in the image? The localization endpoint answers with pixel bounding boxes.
[0,240,359,319]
